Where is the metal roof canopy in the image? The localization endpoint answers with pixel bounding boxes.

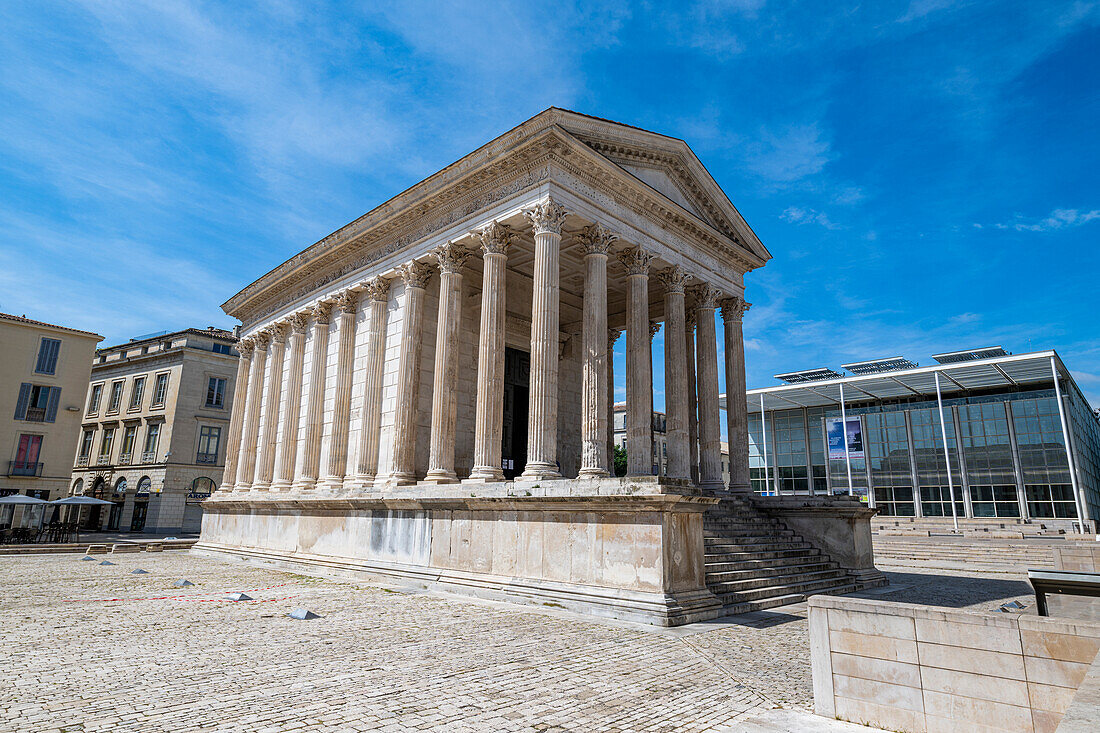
[932,346,1009,364]
[739,350,1068,413]
[841,356,918,374]
[774,367,844,384]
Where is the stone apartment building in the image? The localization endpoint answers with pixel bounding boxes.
[1,313,102,528]
[70,327,238,533]
[612,402,731,480]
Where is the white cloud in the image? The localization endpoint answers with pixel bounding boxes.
[746,124,833,183]
[992,208,1100,232]
[780,206,840,229]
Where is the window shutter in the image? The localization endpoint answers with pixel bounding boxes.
[14,383,31,420]
[45,386,61,423]
[46,339,60,373]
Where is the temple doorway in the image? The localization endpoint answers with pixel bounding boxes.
[501,347,529,479]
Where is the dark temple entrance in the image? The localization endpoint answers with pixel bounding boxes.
[501,347,529,479]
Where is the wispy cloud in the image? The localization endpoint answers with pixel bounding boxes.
[989,208,1100,232]
[780,206,841,229]
[745,124,833,183]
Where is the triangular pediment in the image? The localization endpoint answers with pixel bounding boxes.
[542,109,770,263]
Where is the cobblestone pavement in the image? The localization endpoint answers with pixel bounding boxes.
[0,555,1036,732]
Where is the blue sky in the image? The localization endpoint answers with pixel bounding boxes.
[2,1,1098,416]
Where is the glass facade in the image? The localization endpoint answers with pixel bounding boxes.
[748,382,1098,526]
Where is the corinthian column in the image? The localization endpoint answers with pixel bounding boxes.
[606,328,621,476]
[619,246,654,477]
[426,243,470,483]
[352,277,390,489]
[658,267,690,480]
[689,284,723,493]
[469,223,513,482]
[324,289,360,491]
[720,296,752,493]
[254,323,287,491]
[577,224,615,478]
[685,311,700,485]
[221,338,253,492]
[521,197,568,480]
[387,261,432,485]
[235,332,268,490]
[295,302,331,491]
[272,312,308,491]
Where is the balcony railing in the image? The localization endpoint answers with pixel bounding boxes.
[96,455,112,466]
[196,452,218,465]
[141,451,158,463]
[9,461,43,477]
[24,407,46,423]
[118,452,132,465]
[76,455,89,467]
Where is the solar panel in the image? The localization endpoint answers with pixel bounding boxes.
[932,346,1009,364]
[774,368,844,384]
[840,357,918,375]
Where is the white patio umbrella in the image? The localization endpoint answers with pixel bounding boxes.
[50,496,116,541]
[0,494,51,534]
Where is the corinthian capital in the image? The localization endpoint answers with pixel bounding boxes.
[311,301,333,325]
[289,312,310,334]
[617,246,653,276]
[687,283,720,310]
[575,223,617,256]
[363,276,390,303]
[334,289,359,315]
[252,330,271,349]
[476,221,515,255]
[433,243,471,274]
[649,321,661,341]
[608,328,622,349]
[523,197,569,236]
[267,322,288,344]
[656,265,690,294]
[719,296,752,322]
[397,260,433,289]
[237,337,255,358]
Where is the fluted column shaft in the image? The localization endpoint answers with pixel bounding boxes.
[427,245,469,482]
[235,335,268,490]
[621,247,654,477]
[522,199,567,480]
[469,224,512,482]
[685,314,700,485]
[353,279,390,487]
[221,340,252,492]
[254,326,287,490]
[691,285,723,492]
[660,268,690,479]
[606,329,620,476]
[578,225,614,478]
[296,303,331,491]
[388,261,432,484]
[272,314,307,491]
[324,292,359,490]
[721,297,752,492]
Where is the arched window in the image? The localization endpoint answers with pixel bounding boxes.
[91,477,106,498]
[72,478,83,495]
[136,476,152,497]
[189,477,216,498]
[114,477,127,495]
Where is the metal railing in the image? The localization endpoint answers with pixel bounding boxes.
[196,452,218,464]
[8,461,43,477]
[23,407,46,422]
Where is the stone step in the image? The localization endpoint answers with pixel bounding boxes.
[705,547,822,563]
[705,539,815,552]
[705,561,839,583]
[705,556,838,573]
[720,583,863,615]
[712,574,859,605]
[707,568,849,594]
[704,528,797,539]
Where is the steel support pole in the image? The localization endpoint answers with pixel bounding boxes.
[935,372,959,532]
[760,394,769,496]
[840,383,854,497]
[1051,356,1087,533]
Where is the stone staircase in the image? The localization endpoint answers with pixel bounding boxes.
[703,496,867,614]
[870,536,1062,573]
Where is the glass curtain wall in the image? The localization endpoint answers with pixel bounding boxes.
[1012,394,1076,518]
[909,407,965,517]
[866,411,915,515]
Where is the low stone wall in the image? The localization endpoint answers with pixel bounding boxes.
[194,480,723,626]
[755,496,886,587]
[1054,544,1100,573]
[809,595,1100,732]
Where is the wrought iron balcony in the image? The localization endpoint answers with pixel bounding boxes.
[9,461,43,477]
[196,452,218,465]
[24,407,46,423]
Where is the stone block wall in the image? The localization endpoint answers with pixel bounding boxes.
[1054,545,1100,573]
[809,595,1100,732]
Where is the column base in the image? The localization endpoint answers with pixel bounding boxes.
[384,472,419,487]
[292,478,319,493]
[321,476,347,492]
[251,481,272,492]
[466,466,504,482]
[698,480,725,493]
[268,480,293,493]
[521,462,561,480]
[578,468,610,479]
[422,470,459,484]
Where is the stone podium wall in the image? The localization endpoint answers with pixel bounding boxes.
[195,484,721,626]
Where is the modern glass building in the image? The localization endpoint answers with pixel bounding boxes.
[724,348,1099,533]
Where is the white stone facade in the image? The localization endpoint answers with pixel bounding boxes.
[199,108,770,625]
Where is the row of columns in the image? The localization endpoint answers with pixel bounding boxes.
[222,196,752,494]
